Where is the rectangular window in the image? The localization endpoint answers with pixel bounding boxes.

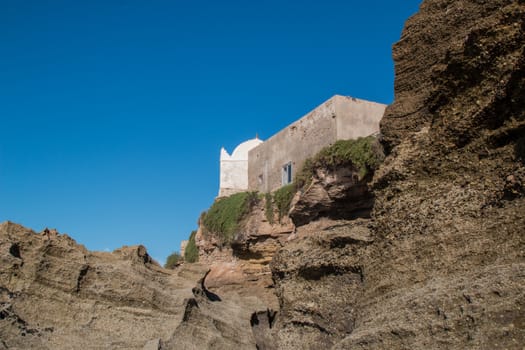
[282,162,292,185]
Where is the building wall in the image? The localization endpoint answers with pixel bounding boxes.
[219,138,263,197]
[334,96,387,140]
[247,95,386,193]
[248,98,338,193]
[219,159,249,197]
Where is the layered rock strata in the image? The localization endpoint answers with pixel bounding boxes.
[194,200,294,310]
[0,222,206,349]
[269,0,525,349]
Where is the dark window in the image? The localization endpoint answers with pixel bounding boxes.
[282,162,292,185]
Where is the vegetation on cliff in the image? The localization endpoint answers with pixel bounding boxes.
[264,136,383,223]
[264,192,275,224]
[265,184,296,224]
[295,136,384,188]
[202,192,258,245]
[196,137,384,245]
[164,251,183,269]
[184,230,199,263]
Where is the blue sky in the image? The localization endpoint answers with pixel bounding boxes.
[0,0,421,264]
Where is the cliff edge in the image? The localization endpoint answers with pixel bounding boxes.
[269,0,525,348]
[0,222,228,349]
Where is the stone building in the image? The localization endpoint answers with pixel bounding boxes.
[218,95,386,197]
[219,137,263,197]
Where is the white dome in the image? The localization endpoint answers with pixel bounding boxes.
[230,138,263,160]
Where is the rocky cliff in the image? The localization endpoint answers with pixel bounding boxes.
[0,222,205,349]
[269,0,525,349]
[193,198,294,310]
[0,222,269,349]
[193,142,377,314]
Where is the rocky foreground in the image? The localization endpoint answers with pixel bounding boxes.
[1,0,524,349]
[0,222,271,349]
[0,222,196,349]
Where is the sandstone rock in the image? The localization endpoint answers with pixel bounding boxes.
[269,219,374,349]
[0,221,271,349]
[0,221,205,349]
[195,198,293,310]
[381,0,525,154]
[268,0,525,349]
[143,338,162,350]
[289,165,374,227]
[162,271,266,350]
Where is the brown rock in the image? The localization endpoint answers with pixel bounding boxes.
[0,221,205,349]
[195,198,293,310]
[289,165,374,227]
[268,0,525,349]
[270,219,373,349]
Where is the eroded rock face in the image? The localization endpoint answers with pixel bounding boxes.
[162,269,264,350]
[0,222,272,349]
[289,166,374,227]
[0,221,206,349]
[270,0,525,349]
[195,199,294,310]
[270,219,374,349]
[381,0,525,153]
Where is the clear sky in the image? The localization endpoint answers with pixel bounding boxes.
[0,0,421,264]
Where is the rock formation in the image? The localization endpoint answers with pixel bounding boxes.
[269,0,525,349]
[381,0,525,154]
[0,222,277,349]
[0,222,209,349]
[289,163,376,227]
[194,198,294,310]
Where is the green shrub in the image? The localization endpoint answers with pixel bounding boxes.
[184,230,199,263]
[295,158,314,189]
[296,136,384,188]
[264,192,275,224]
[202,192,258,244]
[273,184,296,221]
[164,251,183,269]
[264,185,296,224]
